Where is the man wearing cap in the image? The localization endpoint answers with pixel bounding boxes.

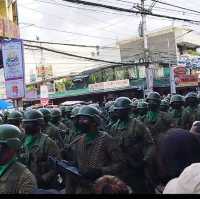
[19,109,61,189]
[0,124,37,194]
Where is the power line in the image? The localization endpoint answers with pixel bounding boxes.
[20,23,117,40]
[33,0,135,16]
[151,0,200,15]
[24,43,135,65]
[60,0,200,24]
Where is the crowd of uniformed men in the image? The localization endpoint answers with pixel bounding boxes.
[0,91,200,194]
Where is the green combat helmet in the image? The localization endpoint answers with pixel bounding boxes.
[51,108,62,118]
[113,97,133,110]
[185,92,197,101]
[137,101,148,110]
[39,108,51,122]
[76,105,101,126]
[7,111,23,123]
[22,110,44,125]
[160,100,170,112]
[146,92,161,103]
[137,101,148,116]
[185,92,198,107]
[0,124,22,150]
[71,106,81,119]
[170,94,184,105]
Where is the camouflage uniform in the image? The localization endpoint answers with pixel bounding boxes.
[0,124,37,194]
[168,94,184,128]
[20,110,61,189]
[0,162,37,194]
[60,106,74,130]
[143,92,174,143]
[65,105,125,194]
[110,97,154,193]
[181,92,200,130]
[137,100,148,122]
[47,108,69,148]
[65,131,125,194]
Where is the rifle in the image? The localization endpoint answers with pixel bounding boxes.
[48,156,82,177]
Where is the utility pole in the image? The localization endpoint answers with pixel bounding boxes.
[141,0,153,95]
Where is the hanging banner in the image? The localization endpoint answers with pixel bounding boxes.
[2,39,25,99]
[145,65,154,91]
[40,85,49,106]
[170,66,176,94]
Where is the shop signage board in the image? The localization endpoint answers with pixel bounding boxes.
[89,79,130,92]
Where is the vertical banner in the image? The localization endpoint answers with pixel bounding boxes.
[145,65,154,91]
[2,39,25,99]
[170,65,176,94]
[40,85,49,106]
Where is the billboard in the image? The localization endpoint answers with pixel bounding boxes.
[2,39,25,99]
[36,65,53,79]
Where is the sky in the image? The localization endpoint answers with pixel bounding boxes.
[17,0,200,82]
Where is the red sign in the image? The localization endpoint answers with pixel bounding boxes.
[174,66,186,77]
[176,74,198,87]
[40,98,49,106]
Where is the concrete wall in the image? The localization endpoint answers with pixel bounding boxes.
[119,30,177,65]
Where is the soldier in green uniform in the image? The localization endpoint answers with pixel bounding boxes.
[130,99,139,119]
[0,124,37,194]
[137,100,148,122]
[65,105,125,194]
[7,111,25,138]
[60,106,74,130]
[110,97,154,193]
[143,92,174,143]
[47,108,69,149]
[182,92,200,130]
[66,105,82,145]
[106,105,118,133]
[169,94,185,128]
[160,100,170,113]
[38,108,51,134]
[19,110,61,189]
[104,101,114,124]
